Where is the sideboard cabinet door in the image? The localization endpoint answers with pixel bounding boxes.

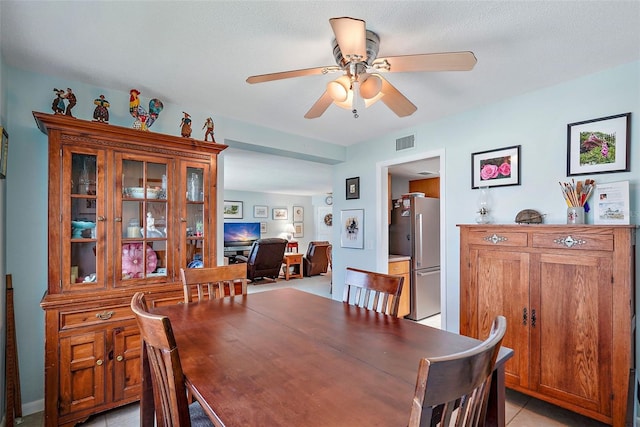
[459,224,635,426]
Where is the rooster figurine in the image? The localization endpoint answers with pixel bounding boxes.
[129,89,163,130]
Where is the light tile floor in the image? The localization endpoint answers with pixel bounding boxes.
[19,272,611,426]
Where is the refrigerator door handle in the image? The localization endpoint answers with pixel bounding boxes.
[416,213,423,268]
[416,269,439,277]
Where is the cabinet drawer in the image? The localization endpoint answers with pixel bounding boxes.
[532,232,614,251]
[60,305,134,330]
[388,260,409,275]
[467,231,528,247]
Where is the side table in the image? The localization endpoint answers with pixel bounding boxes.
[282,253,303,280]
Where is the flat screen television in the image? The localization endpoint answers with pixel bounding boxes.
[223,222,261,247]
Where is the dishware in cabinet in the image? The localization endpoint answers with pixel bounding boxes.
[180,162,211,268]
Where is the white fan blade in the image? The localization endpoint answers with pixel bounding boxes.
[378,76,417,117]
[329,17,366,61]
[305,91,334,119]
[374,51,477,73]
[247,66,339,84]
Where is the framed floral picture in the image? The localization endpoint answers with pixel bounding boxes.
[567,113,631,176]
[471,145,521,189]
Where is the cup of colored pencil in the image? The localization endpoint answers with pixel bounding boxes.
[559,179,595,224]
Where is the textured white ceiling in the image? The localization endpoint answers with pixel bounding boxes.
[2,1,639,195]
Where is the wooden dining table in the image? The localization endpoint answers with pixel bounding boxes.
[142,288,513,426]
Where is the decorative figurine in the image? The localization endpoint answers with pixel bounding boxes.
[93,95,110,123]
[64,88,76,117]
[52,88,66,114]
[180,112,192,137]
[202,117,216,142]
[129,89,163,130]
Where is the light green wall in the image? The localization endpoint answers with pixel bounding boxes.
[2,59,638,412]
[330,61,639,333]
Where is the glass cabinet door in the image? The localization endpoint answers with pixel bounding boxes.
[116,155,170,285]
[64,149,105,291]
[182,163,208,269]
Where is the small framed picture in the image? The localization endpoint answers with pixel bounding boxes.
[471,145,521,189]
[593,180,630,225]
[223,200,243,219]
[254,205,268,218]
[340,209,364,249]
[346,177,360,200]
[567,113,631,176]
[293,222,304,238]
[260,222,267,233]
[272,207,288,220]
[293,206,304,222]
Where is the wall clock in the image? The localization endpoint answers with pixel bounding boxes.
[325,195,333,205]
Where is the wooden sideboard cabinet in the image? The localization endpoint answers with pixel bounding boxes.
[35,112,226,427]
[458,224,636,426]
[388,258,410,317]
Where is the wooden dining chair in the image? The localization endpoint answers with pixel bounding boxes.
[180,264,248,303]
[408,315,507,427]
[342,267,404,316]
[130,292,213,427]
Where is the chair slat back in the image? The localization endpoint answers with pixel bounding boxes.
[343,267,404,316]
[131,292,192,427]
[180,264,248,303]
[408,316,507,427]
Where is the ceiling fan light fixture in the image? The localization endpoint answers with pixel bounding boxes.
[327,75,351,102]
[359,74,382,99]
[333,89,354,110]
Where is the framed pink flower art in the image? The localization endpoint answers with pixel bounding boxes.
[471,145,521,189]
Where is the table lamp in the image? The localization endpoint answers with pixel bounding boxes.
[285,224,296,241]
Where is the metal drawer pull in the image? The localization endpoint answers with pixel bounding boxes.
[95,311,115,320]
[483,234,507,244]
[531,309,537,327]
[553,235,586,248]
[522,307,527,325]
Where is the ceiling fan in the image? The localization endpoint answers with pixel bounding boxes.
[246,17,477,119]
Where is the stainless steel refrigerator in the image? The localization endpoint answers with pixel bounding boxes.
[389,194,440,320]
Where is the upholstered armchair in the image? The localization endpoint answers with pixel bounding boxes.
[236,238,288,282]
[302,241,331,277]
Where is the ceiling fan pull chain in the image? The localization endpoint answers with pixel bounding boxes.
[352,81,359,118]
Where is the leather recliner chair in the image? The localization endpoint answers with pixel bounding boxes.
[302,241,331,277]
[236,238,288,282]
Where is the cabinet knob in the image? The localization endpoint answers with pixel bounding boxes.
[97,216,106,221]
[114,217,122,222]
[96,359,103,366]
[180,218,187,223]
[116,355,124,362]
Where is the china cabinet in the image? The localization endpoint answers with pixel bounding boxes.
[35,112,226,427]
[458,224,636,426]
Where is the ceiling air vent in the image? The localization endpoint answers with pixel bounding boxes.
[396,135,415,151]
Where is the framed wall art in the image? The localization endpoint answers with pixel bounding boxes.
[567,113,631,176]
[293,222,304,238]
[272,207,288,220]
[471,145,521,189]
[293,206,304,222]
[260,222,267,233]
[593,180,630,225]
[254,205,268,218]
[340,209,364,249]
[223,200,243,219]
[0,127,8,179]
[346,177,360,200]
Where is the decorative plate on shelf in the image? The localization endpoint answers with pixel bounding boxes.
[122,243,157,279]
